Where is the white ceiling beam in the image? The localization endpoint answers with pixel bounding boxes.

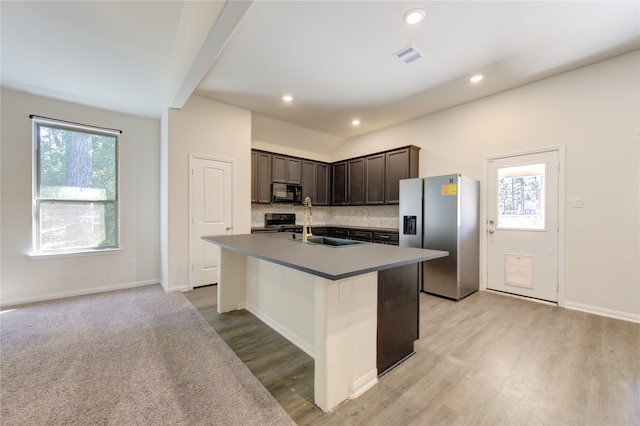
[169,0,254,110]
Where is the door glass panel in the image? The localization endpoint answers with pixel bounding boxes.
[497,163,545,230]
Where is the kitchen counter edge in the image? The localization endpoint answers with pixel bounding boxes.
[203,233,447,281]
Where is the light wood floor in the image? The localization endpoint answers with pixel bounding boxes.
[184,286,639,425]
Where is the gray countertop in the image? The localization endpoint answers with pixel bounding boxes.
[203,233,448,281]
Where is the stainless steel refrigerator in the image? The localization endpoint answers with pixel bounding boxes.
[399,175,480,300]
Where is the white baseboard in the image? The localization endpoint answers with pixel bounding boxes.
[349,369,378,400]
[169,284,191,293]
[0,279,160,308]
[245,301,315,358]
[564,301,640,324]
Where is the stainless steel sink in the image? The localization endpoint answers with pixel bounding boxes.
[305,236,364,247]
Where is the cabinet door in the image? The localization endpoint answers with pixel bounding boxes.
[347,158,364,205]
[316,163,330,205]
[349,230,373,242]
[272,155,288,182]
[377,263,419,375]
[386,147,419,204]
[256,152,272,203]
[365,154,385,205]
[328,227,349,238]
[251,151,258,203]
[332,162,347,205]
[373,231,399,245]
[301,160,316,200]
[287,158,302,184]
[310,227,328,236]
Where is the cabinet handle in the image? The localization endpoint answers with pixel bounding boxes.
[378,235,390,239]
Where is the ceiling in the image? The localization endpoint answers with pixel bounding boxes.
[2,1,639,145]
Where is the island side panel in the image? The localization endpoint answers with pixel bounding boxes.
[217,248,247,313]
[314,272,378,412]
[245,257,316,356]
[377,263,420,375]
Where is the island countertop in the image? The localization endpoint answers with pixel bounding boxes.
[203,232,448,281]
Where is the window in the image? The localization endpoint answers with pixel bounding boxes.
[497,163,546,230]
[33,118,119,254]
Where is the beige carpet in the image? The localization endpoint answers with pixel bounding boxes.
[0,285,295,425]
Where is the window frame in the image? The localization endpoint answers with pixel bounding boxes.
[32,118,120,256]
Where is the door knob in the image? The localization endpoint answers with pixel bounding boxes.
[488,228,495,234]
[226,226,232,231]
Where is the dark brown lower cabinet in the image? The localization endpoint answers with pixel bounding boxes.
[377,263,419,376]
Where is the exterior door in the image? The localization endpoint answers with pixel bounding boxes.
[189,156,233,288]
[486,150,560,302]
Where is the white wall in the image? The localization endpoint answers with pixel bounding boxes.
[336,51,640,320]
[252,113,342,162]
[164,95,251,291]
[0,88,161,306]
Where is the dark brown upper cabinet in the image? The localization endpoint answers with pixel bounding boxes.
[272,155,301,184]
[272,154,287,182]
[302,160,330,206]
[385,146,419,204]
[301,160,316,200]
[252,151,272,203]
[251,151,257,202]
[315,163,330,206]
[252,146,418,205]
[287,158,302,184]
[365,153,386,205]
[332,161,347,205]
[347,158,365,205]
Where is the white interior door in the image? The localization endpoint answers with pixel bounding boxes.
[486,150,560,302]
[189,156,233,288]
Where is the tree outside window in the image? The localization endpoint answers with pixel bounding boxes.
[34,120,118,253]
[497,163,546,230]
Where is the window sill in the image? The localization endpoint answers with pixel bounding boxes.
[29,248,122,261]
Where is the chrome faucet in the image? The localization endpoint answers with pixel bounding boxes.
[303,196,313,242]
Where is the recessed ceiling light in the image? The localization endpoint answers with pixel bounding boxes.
[404,8,425,25]
[352,119,361,126]
[282,95,293,102]
[470,75,484,83]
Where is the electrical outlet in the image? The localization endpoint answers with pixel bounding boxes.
[126,260,135,270]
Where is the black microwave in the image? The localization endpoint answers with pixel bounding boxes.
[271,183,302,203]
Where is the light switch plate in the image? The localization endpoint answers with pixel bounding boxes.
[572,196,583,208]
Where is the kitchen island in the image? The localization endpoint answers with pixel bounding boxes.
[202,232,447,412]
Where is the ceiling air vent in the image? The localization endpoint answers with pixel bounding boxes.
[394,44,424,64]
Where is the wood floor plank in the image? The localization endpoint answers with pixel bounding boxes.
[184,285,640,425]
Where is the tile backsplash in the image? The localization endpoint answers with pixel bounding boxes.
[252,203,399,229]
[329,205,399,228]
